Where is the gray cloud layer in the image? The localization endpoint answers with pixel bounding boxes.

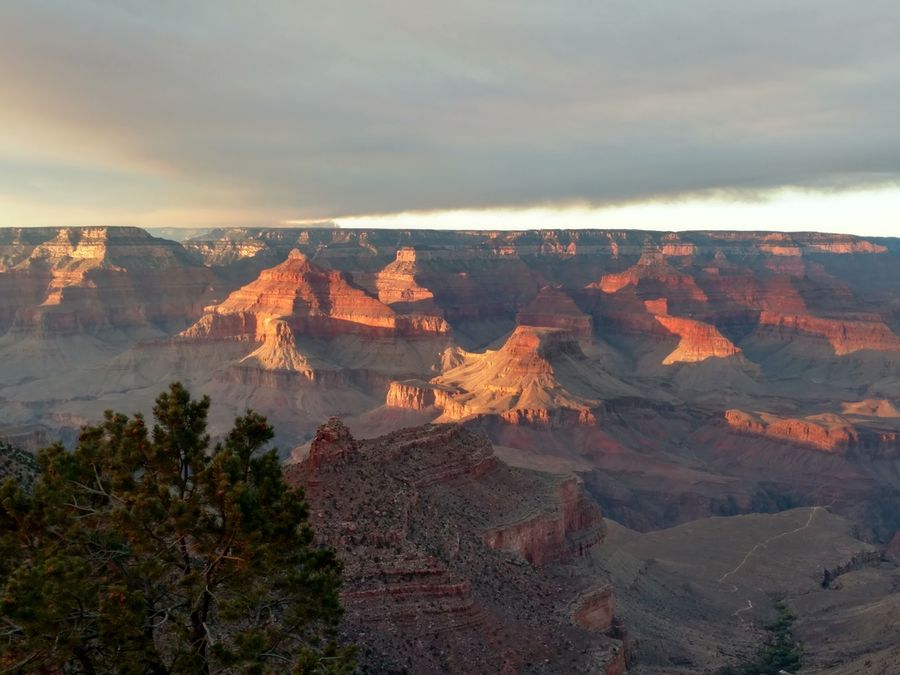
[1,0,899,221]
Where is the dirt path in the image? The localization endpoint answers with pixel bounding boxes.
[718,506,821,585]
[717,506,823,620]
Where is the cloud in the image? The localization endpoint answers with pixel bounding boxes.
[1,0,899,227]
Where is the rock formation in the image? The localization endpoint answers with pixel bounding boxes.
[482,477,605,565]
[515,285,593,337]
[304,416,359,469]
[645,297,742,364]
[572,585,617,633]
[589,245,709,305]
[3,225,900,542]
[285,421,625,673]
[374,247,440,309]
[0,226,214,336]
[724,409,900,456]
[183,249,449,342]
[420,326,611,421]
[724,409,855,451]
[755,311,900,355]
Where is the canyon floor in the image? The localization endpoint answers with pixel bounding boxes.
[2,226,900,672]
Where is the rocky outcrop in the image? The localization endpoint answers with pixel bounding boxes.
[500,325,584,368]
[366,424,500,487]
[432,388,473,420]
[182,249,450,343]
[660,239,697,257]
[725,410,853,451]
[424,326,608,422]
[497,406,599,429]
[724,409,900,457]
[374,247,439,309]
[654,317,741,364]
[573,585,616,633]
[516,286,594,337]
[384,379,474,417]
[482,477,605,565]
[382,324,639,427]
[842,399,900,418]
[590,246,708,304]
[756,311,900,354]
[237,320,312,371]
[385,379,444,410]
[181,236,271,266]
[285,421,624,673]
[644,297,742,364]
[305,417,359,469]
[802,235,887,255]
[0,226,214,335]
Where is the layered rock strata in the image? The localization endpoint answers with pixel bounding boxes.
[644,298,742,364]
[285,420,624,674]
[0,226,214,335]
[725,409,900,456]
[183,249,449,342]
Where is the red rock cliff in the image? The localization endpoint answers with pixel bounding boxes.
[482,477,606,565]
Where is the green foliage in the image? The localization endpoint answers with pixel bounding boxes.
[716,601,801,675]
[0,383,353,674]
[0,442,39,490]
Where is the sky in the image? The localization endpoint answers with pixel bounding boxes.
[1,1,899,235]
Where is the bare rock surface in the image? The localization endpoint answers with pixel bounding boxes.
[285,421,625,674]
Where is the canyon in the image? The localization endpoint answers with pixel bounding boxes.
[2,225,900,672]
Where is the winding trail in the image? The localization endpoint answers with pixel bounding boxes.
[718,506,822,584]
[717,506,824,622]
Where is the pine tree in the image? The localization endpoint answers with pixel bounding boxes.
[0,383,353,673]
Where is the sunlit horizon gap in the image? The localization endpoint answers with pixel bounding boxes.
[291,186,900,237]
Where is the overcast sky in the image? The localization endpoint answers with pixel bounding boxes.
[1,1,899,234]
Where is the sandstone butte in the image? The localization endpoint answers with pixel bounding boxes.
[405,325,623,423]
[373,246,441,309]
[285,419,627,674]
[181,248,450,343]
